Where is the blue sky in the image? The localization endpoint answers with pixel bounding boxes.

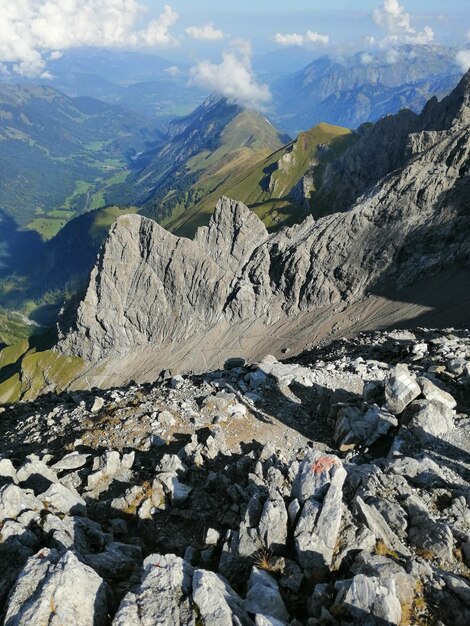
[143,0,470,52]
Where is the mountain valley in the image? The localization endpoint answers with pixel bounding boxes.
[0,85,161,238]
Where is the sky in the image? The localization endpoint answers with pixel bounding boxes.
[0,1,469,108]
[144,0,470,49]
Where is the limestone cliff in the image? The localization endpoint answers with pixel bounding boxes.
[57,71,470,373]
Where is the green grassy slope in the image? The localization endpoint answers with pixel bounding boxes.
[0,309,39,348]
[0,333,84,404]
[167,122,354,237]
[155,109,288,229]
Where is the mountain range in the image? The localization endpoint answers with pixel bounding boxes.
[0,94,354,338]
[0,43,466,364]
[1,48,208,124]
[3,7,470,622]
[272,45,462,134]
[1,68,468,402]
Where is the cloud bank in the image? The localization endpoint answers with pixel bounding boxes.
[456,51,470,72]
[185,23,224,41]
[274,31,329,48]
[0,1,179,77]
[373,0,434,46]
[189,40,271,110]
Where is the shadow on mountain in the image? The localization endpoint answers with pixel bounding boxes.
[355,175,470,333]
[363,266,470,333]
[0,209,44,278]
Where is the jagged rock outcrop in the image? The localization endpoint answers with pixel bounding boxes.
[58,198,269,362]
[314,68,470,212]
[57,72,470,373]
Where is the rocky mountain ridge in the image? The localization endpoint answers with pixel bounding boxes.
[315,68,470,214]
[56,71,470,386]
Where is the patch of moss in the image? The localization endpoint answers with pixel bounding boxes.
[375,539,399,560]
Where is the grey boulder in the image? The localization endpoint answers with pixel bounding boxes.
[385,364,421,414]
[293,452,346,570]
[0,484,42,522]
[407,494,454,561]
[39,483,87,516]
[113,553,194,625]
[16,457,58,494]
[335,404,398,450]
[257,497,288,552]
[419,377,457,409]
[244,567,289,622]
[193,568,253,625]
[409,399,454,444]
[335,574,401,625]
[292,450,347,504]
[4,549,109,626]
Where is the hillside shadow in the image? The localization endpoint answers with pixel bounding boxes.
[357,165,470,329]
[365,266,470,332]
[0,209,44,278]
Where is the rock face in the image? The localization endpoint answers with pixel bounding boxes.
[58,71,470,376]
[293,451,347,570]
[385,364,421,414]
[315,67,470,212]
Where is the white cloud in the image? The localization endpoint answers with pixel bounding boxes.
[185,23,223,41]
[361,52,374,65]
[48,51,63,61]
[140,5,179,46]
[274,30,329,48]
[164,65,180,76]
[456,50,470,72]
[306,31,329,45]
[385,48,400,64]
[274,33,305,47]
[407,26,434,45]
[189,40,271,110]
[0,1,179,77]
[372,0,434,46]
[373,0,413,35]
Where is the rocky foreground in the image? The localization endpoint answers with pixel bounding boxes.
[1,328,470,624]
